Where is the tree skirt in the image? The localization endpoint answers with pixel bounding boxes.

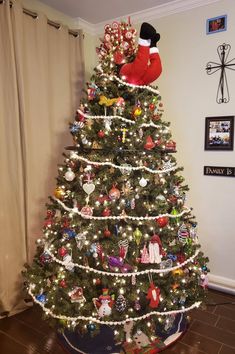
[57,314,188,354]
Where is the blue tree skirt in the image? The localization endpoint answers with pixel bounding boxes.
[57,314,188,354]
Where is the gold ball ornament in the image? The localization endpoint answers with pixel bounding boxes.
[54,187,65,199]
[133,107,142,117]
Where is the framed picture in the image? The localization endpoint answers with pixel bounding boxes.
[205,116,234,150]
[206,15,227,34]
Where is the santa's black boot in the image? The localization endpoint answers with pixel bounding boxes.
[140,22,157,40]
[151,32,161,48]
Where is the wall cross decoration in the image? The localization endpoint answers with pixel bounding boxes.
[206,43,235,103]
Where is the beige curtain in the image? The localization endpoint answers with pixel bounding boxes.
[0,0,84,316]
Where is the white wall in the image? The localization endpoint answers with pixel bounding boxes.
[152,0,235,291]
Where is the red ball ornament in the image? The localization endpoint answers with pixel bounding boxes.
[104,228,111,237]
[144,136,155,150]
[98,130,105,138]
[153,114,161,121]
[59,279,67,288]
[156,216,169,228]
[102,207,111,217]
[58,247,68,258]
[149,103,155,111]
[109,185,121,200]
[95,278,101,285]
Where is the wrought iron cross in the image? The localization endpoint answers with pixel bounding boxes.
[206,43,235,103]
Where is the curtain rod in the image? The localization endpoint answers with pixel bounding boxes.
[0,0,79,37]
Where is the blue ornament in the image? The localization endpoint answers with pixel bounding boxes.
[62,228,76,241]
[167,253,177,262]
[36,294,47,304]
[201,265,207,272]
[87,323,96,331]
[114,225,119,236]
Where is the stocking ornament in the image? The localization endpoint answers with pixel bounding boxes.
[146,274,161,308]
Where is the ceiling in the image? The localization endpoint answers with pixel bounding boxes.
[38,0,175,24]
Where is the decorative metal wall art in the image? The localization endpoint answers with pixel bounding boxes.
[206,43,235,103]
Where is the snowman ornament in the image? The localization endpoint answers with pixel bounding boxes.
[93,289,114,318]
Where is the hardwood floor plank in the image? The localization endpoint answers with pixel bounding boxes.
[219,344,235,354]
[190,320,235,348]
[181,329,222,353]
[216,316,235,334]
[161,340,206,353]
[214,306,235,321]
[190,308,219,326]
[0,331,28,354]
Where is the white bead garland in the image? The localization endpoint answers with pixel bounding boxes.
[44,246,200,277]
[76,109,160,129]
[28,284,201,326]
[54,197,191,221]
[70,153,176,174]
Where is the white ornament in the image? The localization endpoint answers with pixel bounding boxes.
[64,169,75,181]
[139,177,148,187]
[83,183,95,195]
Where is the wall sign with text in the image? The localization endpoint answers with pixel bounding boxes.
[204,166,235,177]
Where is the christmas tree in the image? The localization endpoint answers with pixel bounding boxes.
[24,20,209,352]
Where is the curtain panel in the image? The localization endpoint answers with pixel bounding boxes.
[0,0,84,316]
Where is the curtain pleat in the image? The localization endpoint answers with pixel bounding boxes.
[0,0,84,316]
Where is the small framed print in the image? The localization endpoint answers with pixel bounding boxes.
[206,15,227,34]
[205,116,234,150]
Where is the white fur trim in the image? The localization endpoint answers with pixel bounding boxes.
[150,47,159,54]
[138,38,150,46]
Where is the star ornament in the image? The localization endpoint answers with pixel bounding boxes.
[206,43,235,103]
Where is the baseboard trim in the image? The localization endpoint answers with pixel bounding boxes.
[208,273,235,295]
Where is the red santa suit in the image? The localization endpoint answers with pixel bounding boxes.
[120,38,162,86]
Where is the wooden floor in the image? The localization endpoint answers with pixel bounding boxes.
[0,290,234,354]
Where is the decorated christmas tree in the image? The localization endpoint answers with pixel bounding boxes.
[24,20,209,353]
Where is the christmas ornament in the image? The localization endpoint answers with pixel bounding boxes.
[54,187,65,199]
[108,256,124,268]
[40,251,52,265]
[98,130,105,138]
[160,259,173,269]
[116,97,125,114]
[104,228,111,237]
[156,194,166,202]
[115,294,127,312]
[121,127,127,143]
[59,279,67,288]
[102,207,111,216]
[62,228,76,241]
[63,254,75,271]
[36,294,47,304]
[171,208,179,222]
[139,177,148,187]
[200,273,209,288]
[149,235,162,264]
[141,243,150,264]
[114,224,119,236]
[118,239,129,258]
[156,216,169,228]
[165,140,176,151]
[144,136,155,150]
[83,182,95,195]
[178,223,189,244]
[93,289,114,318]
[133,228,142,245]
[146,280,160,308]
[109,184,121,200]
[58,247,68,258]
[64,168,75,181]
[81,205,93,217]
[75,233,86,250]
[68,287,86,303]
[134,300,141,311]
[87,323,96,332]
[168,195,178,204]
[133,106,142,117]
[99,95,119,107]
[130,198,135,209]
[104,117,112,131]
[172,269,184,276]
[113,50,125,64]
